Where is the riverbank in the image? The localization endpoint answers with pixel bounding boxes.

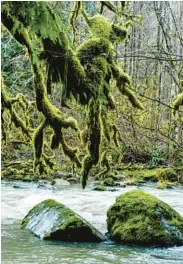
[2,161,183,191]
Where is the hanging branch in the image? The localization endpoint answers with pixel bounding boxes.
[2,10,81,175]
[1,77,32,143]
[69,1,81,45]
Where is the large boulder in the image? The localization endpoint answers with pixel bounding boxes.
[107,190,183,246]
[21,199,104,242]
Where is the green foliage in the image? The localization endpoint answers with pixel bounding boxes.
[149,149,166,166]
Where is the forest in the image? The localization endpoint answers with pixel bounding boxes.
[1,1,183,264]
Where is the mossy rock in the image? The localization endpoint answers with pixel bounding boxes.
[157,182,169,190]
[124,179,139,186]
[103,177,117,186]
[93,185,107,191]
[157,181,176,190]
[21,199,104,242]
[157,168,178,182]
[107,190,183,246]
[121,168,159,182]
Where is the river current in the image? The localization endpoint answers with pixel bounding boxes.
[1,180,183,264]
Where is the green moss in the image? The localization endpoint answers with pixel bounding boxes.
[157,181,168,189]
[81,154,93,189]
[96,151,110,179]
[111,62,144,110]
[81,100,103,188]
[21,199,63,229]
[111,24,127,43]
[80,128,89,146]
[21,198,104,242]
[69,1,81,44]
[1,78,31,141]
[77,37,111,63]
[87,15,112,40]
[103,84,116,110]
[7,16,81,176]
[60,131,81,168]
[124,178,139,186]
[157,168,178,182]
[83,14,127,44]
[111,124,120,148]
[93,185,107,191]
[121,167,159,182]
[101,114,111,142]
[33,118,46,159]
[172,93,183,113]
[2,3,144,188]
[107,190,183,246]
[103,177,116,186]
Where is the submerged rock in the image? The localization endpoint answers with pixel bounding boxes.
[51,179,70,186]
[107,190,183,246]
[93,185,107,191]
[157,181,174,190]
[21,199,104,242]
[67,177,78,184]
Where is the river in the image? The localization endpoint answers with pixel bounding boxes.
[1,180,183,264]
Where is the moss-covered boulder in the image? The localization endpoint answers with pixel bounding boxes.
[93,185,107,191]
[107,190,183,246]
[103,177,117,186]
[21,199,104,242]
[157,181,175,189]
[157,168,178,182]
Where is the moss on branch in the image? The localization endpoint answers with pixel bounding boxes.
[1,78,31,142]
[2,2,144,186]
[172,93,183,113]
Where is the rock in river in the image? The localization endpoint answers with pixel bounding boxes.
[21,199,104,242]
[107,190,183,246]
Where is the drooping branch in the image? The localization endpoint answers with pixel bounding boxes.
[60,130,82,168]
[1,77,32,143]
[2,7,82,175]
[81,99,102,188]
[111,61,144,110]
[100,1,119,15]
[69,1,81,44]
[96,150,110,179]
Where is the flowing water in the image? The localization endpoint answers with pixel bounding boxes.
[1,180,183,264]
